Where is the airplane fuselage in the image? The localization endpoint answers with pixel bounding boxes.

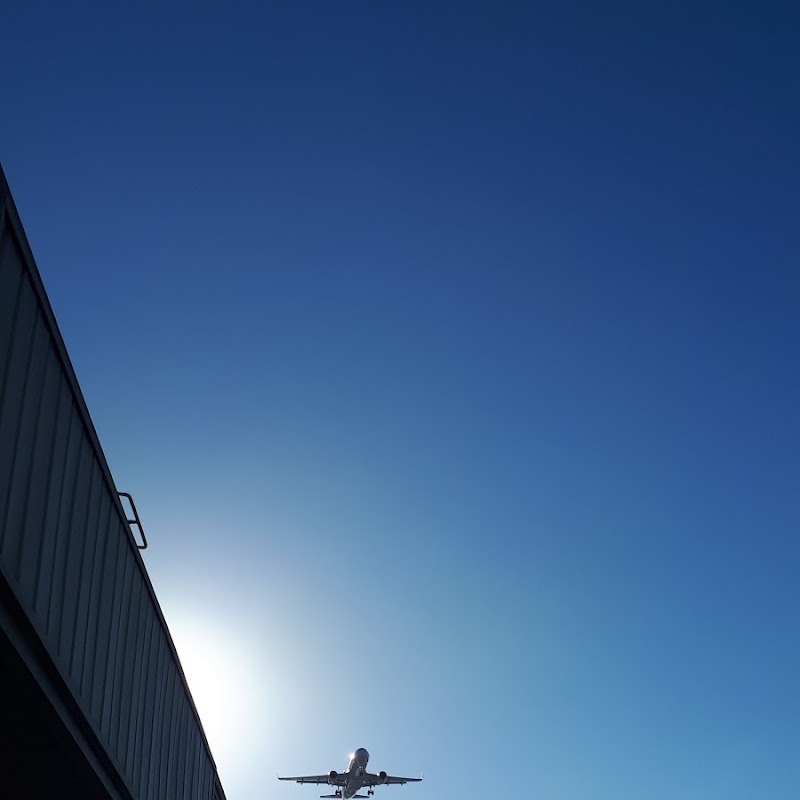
[341,748,370,799]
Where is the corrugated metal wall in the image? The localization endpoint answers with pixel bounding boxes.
[0,167,226,800]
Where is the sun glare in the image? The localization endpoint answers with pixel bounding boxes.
[169,615,263,774]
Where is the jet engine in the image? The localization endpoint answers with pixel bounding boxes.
[328,771,338,785]
[378,772,388,784]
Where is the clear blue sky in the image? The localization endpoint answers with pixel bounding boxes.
[2,2,798,799]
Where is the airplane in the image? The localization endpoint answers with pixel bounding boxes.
[278,748,422,799]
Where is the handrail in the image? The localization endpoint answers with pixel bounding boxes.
[117,492,148,550]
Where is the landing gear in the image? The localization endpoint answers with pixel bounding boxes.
[368,791,374,797]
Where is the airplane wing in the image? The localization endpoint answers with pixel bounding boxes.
[362,774,423,787]
[278,775,346,787]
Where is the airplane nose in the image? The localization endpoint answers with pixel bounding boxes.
[355,748,369,763]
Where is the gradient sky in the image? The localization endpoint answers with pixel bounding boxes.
[2,2,799,799]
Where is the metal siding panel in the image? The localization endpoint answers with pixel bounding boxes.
[82,489,112,706]
[200,757,211,800]
[108,547,136,752]
[69,461,103,681]
[43,403,81,642]
[15,349,58,592]
[177,696,190,800]
[15,347,60,598]
[172,684,186,800]
[0,229,23,403]
[0,271,37,559]
[130,606,155,796]
[160,662,178,800]
[2,311,50,578]
[171,692,186,800]
[167,687,182,800]
[193,718,205,800]
[76,473,110,698]
[124,579,149,780]
[101,536,130,739]
[12,344,57,578]
[178,697,192,800]
[183,698,196,800]
[184,727,198,800]
[191,739,202,800]
[147,630,169,800]
[182,705,196,800]
[171,670,186,800]
[57,438,92,669]
[31,385,70,624]
[147,624,165,794]
[197,756,208,800]
[89,499,118,723]
[197,736,210,800]
[115,565,144,771]
[186,734,198,800]
[204,755,215,800]
[186,711,202,800]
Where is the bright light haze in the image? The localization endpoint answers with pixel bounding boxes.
[2,3,798,800]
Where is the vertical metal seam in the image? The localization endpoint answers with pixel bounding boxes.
[0,286,39,551]
[14,347,57,592]
[72,465,105,685]
[178,695,191,800]
[43,400,75,639]
[147,629,167,800]
[14,347,57,581]
[108,552,134,752]
[63,448,96,671]
[165,675,176,800]
[50,422,83,640]
[89,500,115,725]
[84,494,113,708]
[54,438,89,657]
[170,665,183,799]
[0,226,23,410]
[123,577,147,779]
[184,724,197,800]
[99,531,126,736]
[115,568,143,766]
[188,702,197,800]
[30,376,65,613]
[117,571,144,775]
[144,616,163,796]
[68,462,102,677]
[161,660,178,799]
[130,607,154,794]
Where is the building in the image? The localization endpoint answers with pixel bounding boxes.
[0,164,226,800]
